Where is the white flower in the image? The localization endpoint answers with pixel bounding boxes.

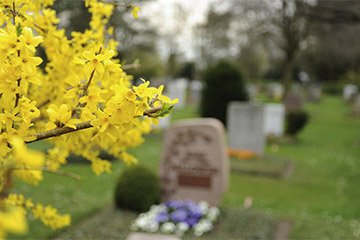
[148,222,159,232]
[177,222,189,232]
[161,222,176,233]
[207,207,220,221]
[134,216,152,230]
[198,201,209,214]
[150,204,166,214]
[193,219,213,236]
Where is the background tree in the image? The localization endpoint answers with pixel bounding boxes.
[200,61,248,126]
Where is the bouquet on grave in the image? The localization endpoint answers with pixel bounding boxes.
[131,199,220,236]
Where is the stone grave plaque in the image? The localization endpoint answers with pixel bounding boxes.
[227,102,265,155]
[263,103,285,137]
[189,80,203,105]
[283,92,304,113]
[307,84,322,102]
[268,83,284,101]
[159,118,228,206]
[127,233,180,240]
[343,84,358,102]
[351,94,360,117]
[167,78,188,109]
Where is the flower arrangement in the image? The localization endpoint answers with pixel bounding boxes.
[131,200,220,236]
[228,148,258,160]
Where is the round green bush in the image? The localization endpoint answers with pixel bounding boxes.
[114,165,160,212]
[200,61,248,126]
[285,111,309,136]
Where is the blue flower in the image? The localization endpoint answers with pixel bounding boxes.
[170,209,188,223]
[185,217,199,227]
[155,212,169,223]
[187,204,203,219]
[165,200,183,209]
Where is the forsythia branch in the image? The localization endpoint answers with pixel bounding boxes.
[121,60,141,70]
[26,106,163,143]
[26,121,92,143]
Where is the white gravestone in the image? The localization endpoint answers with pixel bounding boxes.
[343,84,358,102]
[167,78,188,109]
[189,80,203,105]
[263,103,285,137]
[268,83,284,101]
[227,102,265,155]
[246,83,258,100]
[160,118,229,206]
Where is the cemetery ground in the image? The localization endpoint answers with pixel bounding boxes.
[12,95,360,239]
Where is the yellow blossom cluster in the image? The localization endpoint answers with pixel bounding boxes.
[0,0,177,238]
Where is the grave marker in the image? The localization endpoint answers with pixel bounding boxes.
[351,94,360,117]
[343,84,358,102]
[127,233,180,240]
[167,78,188,109]
[283,92,304,112]
[263,103,285,137]
[159,118,228,206]
[189,80,203,105]
[227,102,265,155]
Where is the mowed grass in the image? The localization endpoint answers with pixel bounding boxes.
[12,95,360,239]
[224,96,360,239]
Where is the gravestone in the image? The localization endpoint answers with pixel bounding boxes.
[343,84,358,102]
[283,92,304,112]
[127,233,180,240]
[227,102,265,155]
[246,83,258,100]
[268,83,284,101]
[307,84,322,102]
[167,78,188,109]
[263,103,285,137]
[351,94,360,117]
[189,80,203,105]
[159,118,228,206]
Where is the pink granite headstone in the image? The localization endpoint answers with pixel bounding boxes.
[159,118,229,206]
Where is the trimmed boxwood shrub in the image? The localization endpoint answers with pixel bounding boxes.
[114,165,160,212]
[285,111,309,136]
[200,61,248,126]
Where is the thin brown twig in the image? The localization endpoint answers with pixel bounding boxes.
[7,166,82,180]
[26,106,163,143]
[25,121,92,143]
[121,61,141,70]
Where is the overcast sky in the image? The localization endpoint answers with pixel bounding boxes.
[141,0,219,59]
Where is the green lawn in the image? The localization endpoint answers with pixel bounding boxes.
[11,95,360,239]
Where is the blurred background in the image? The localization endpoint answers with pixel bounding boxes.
[53,0,360,91]
[17,1,360,239]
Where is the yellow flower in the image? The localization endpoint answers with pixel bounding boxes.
[0,133,11,157]
[79,86,106,111]
[131,6,140,19]
[12,53,43,73]
[46,104,80,129]
[18,27,43,52]
[0,206,27,239]
[10,137,45,185]
[31,204,71,229]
